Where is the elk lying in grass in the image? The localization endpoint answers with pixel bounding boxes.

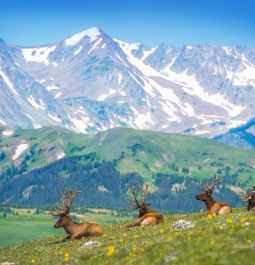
[196,175,232,215]
[127,185,163,227]
[240,185,255,211]
[50,189,103,243]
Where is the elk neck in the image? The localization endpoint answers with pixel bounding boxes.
[63,218,79,234]
[139,207,155,218]
[203,195,216,210]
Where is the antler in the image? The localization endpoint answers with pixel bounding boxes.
[139,184,149,204]
[128,185,149,208]
[201,174,220,194]
[50,188,80,216]
[240,184,255,201]
[240,193,252,201]
[128,186,140,209]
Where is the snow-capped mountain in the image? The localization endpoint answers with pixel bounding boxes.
[0,27,255,136]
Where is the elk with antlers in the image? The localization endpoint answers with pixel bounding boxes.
[240,185,255,211]
[196,175,232,215]
[50,188,103,242]
[127,185,163,227]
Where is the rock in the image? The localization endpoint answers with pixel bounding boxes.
[163,254,178,263]
[171,219,196,230]
[78,240,101,250]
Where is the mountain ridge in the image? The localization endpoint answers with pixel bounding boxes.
[0,27,255,141]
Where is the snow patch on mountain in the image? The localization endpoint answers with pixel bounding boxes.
[0,66,18,95]
[74,45,83,55]
[25,114,41,128]
[64,27,101,46]
[88,38,102,54]
[141,47,157,61]
[0,119,6,126]
[28,96,46,111]
[48,113,62,122]
[21,46,56,65]
[55,92,61,98]
[97,88,116,101]
[56,150,65,160]
[225,55,255,87]
[2,129,14,136]
[46,85,60,91]
[12,143,28,160]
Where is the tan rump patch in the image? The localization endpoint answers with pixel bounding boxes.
[218,206,232,215]
[141,217,158,226]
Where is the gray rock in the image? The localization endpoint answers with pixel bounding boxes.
[171,219,196,230]
[78,240,101,250]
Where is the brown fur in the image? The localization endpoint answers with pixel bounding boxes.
[127,212,163,227]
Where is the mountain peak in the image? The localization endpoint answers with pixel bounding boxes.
[64,27,102,46]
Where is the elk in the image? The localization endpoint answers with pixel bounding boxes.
[196,175,232,215]
[240,185,255,211]
[50,188,103,243]
[127,185,163,227]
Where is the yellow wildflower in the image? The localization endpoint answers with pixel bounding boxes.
[167,236,173,241]
[249,216,255,221]
[210,239,215,245]
[133,234,139,239]
[160,229,164,234]
[207,214,213,219]
[119,238,124,243]
[187,236,191,241]
[247,239,252,244]
[226,218,233,224]
[31,258,36,264]
[107,246,115,256]
[239,217,247,223]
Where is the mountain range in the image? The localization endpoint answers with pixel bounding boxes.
[0,27,255,147]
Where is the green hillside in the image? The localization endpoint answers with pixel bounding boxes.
[1,208,255,265]
[1,126,255,184]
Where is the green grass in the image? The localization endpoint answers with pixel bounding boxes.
[0,214,61,248]
[1,127,255,184]
[1,208,255,265]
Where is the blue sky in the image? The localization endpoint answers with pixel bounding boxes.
[0,0,254,47]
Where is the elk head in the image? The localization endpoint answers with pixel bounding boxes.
[128,185,152,217]
[50,188,80,228]
[196,175,220,201]
[240,186,255,211]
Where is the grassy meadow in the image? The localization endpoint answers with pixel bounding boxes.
[1,207,255,265]
[0,208,128,248]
